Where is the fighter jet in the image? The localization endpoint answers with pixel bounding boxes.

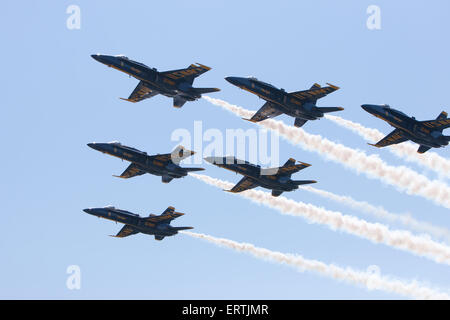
[362,104,450,153]
[204,156,317,197]
[91,54,220,108]
[225,76,343,127]
[87,141,204,183]
[83,205,192,241]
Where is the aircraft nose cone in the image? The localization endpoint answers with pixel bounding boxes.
[204,156,216,164]
[91,54,112,65]
[91,54,102,62]
[83,208,92,214]
[361,104,373,112]
[87,142,97,150]
[225,77,241,86]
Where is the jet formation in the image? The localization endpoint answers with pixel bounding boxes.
[87,142,204,183]
[362,104,450,153]
[85,54,449,241]
[225,76,343,128]
[83,206,192,241]
[91,54,220,108]
[204,156,317,197]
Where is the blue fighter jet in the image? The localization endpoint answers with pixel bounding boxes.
[91,54,220,108]
[362,104,450,153]
[83,206,192,241]
[225,76,343,127]
[87,141,204,183]
[205,156,317,197]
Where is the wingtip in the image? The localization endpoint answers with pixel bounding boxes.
[367,143,380,148]
[195,62,211,70]
[119,97,135,103]
[242,118,257,122]
[326,83,340,90]
[298,161,312,167]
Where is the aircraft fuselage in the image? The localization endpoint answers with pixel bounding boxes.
[362,104,449,148]
[208,157,298,192]
[225,77,325,120]
[83,207,178,236]
[91,54,200,101]
[87,142,188,178]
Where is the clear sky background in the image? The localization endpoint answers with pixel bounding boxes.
[1,1,450,299]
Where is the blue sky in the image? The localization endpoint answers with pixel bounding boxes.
[1,1,450,299]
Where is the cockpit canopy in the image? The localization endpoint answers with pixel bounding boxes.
[114,54,129,60]
[104,205,115,209]
[248,76,277,89]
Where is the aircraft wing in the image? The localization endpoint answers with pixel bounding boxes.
[113,163,146,179]
[247,102,283,122]
[161,63,212,83]
[369,129,408,148]
[145,206,184,223]
[111,225,139,238]
[227,176,259,193]
[420,118,450,131]
[120,81,159,103]
[276,159,311,176]
[289,83,339,102]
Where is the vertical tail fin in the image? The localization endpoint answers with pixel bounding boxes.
[272,190,284,197]
[173,96,187,108]
[436,111,448,120]
[193,87,221,95]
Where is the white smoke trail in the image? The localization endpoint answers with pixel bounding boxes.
[325,114,450,179]
[190,173,450,266]
[302,186,450,243]
[202,96,450,209]
[183,231,450,300]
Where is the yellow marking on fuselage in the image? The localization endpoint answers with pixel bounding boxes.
[153,160,165,167]
[163,78,175,85]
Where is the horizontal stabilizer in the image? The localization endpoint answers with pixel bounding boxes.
[193,87,221,94]
[292,180,317,185]
[316,107,344,113]
[172,226,194,231]
[184,167,205,172]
